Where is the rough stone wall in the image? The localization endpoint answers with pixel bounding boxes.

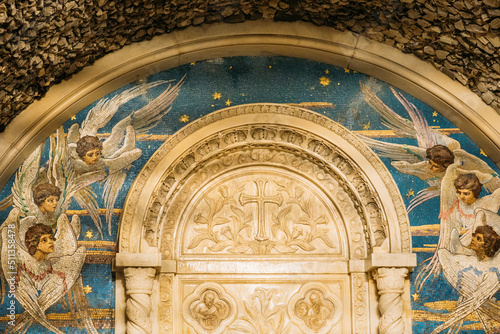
[1,0,499,131]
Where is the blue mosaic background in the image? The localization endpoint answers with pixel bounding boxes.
[0,56,498,333]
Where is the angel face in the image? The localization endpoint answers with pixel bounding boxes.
[469,233,485,252]
[76,136,103,165]
[26,224,56,261]
[428,159,446,173]
[39,195,59,213]
[426,145,454,173]
[37,233,55,255]
[33,183,61,214]
[457,188,477,206]
[82,148,101,165]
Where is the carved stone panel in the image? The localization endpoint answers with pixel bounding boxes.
[181,168,345,258]
[182,283,236,334]
[288,282,342,334]
[160,140,372,261]
[174,275,351,334]
[116,104,415,334]
[159,274,174,333]
[350,272,370,334]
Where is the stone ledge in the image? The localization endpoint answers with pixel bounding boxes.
[115,252,162,268]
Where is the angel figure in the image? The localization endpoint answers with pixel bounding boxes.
[432,209,500,333]
[440,171,500,249]
[67,76,185,233]
[0,139,102,332]
[358,82,500,212]
[1,208,97,334]
[9,135,102,229]
[416,166,500,292]
[8,129,103,239]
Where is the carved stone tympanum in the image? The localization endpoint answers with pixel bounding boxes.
[184,171,343,257]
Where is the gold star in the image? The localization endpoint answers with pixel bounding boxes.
[480,149,487,157]
[412,293,420,301]
[344,68,350,73]
[325,70,329,74]
[213,92,221,100]
[85,230,93,239]
[269,66,272,68]
[229,66,232,69]
[190,62,196,65]
[179,115,189,123]
[363,121,371,130]
[432,111,438,117]
[241,93,245,96]
[406,189,415,197]
[225,99,232,106]
[83,285,92,294]
[71,115,76,120]
[319,77,330,86]
[338,83,340,85]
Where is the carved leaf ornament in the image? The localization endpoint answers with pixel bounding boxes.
[187,178,340,255]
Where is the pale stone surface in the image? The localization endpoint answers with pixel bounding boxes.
[124,267,156,334]
[373,268,409,334]
[116,104,416,333]
[115,253,162,268]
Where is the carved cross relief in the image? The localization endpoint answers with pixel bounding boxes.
[239,179,283,241]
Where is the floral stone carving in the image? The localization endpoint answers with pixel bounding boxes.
[120,104,410,255]
[183,171,343,256]
[228,288,291,334]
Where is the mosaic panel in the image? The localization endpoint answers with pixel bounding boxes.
[0,56,499,333]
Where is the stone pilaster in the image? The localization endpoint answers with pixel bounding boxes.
[373,267,409,334]
[124,267,156,334]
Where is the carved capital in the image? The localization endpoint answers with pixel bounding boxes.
[373,267,408,334]
[124,267,156,334]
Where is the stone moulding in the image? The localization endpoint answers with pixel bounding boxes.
[1,21,500,192]
[119,103,411,257]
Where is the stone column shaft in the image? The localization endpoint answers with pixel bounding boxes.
[124,267,156,334]
[373,267,408,334]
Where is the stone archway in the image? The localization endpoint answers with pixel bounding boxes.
[116,104,416,334]
[2,21,500,190]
